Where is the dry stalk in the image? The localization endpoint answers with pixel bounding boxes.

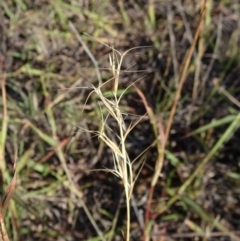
[139,0,210,240]
[152,0,209,187]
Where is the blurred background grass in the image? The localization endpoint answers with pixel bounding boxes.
[1,0,240,240]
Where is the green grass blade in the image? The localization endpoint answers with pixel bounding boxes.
[188,115,237,136]
[179,113,240,194]
[181,195,240,241]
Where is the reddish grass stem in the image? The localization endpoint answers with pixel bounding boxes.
[142,0,210,240]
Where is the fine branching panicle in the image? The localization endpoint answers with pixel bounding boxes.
[82,45,148,241]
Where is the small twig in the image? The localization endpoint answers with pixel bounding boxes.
[69,21,102,86]
[200,13,223,100]
[214,78,240,108]
[176,0,197,59]
[188,0,205,125]
[167,4,179,87]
